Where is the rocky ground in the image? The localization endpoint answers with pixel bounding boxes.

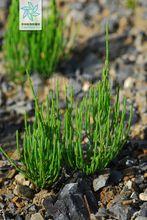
[0,0,147,219]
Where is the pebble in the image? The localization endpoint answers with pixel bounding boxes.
[68,79,82,96]
[124,77,136,89]
[139,202,147,217]
[125,180,133,190]
[31,213,44,220]
[93,173,110,191]
[15,173,30,186]
[122,199,134,205]
[139,193,147,201]
[14,185,35,199]
[109,170,123,184]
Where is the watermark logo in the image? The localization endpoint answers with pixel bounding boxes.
[19,0,42,31]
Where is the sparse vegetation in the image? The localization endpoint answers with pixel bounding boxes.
[0,25,132,188]
[63,25,133,174]
[125,0,138,9]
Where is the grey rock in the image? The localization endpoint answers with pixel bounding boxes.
[58,183,78,199]
[68,79,82,96]
[109,202,135,220]
[15,215,23,220]
[116,63,134,84]
[130,192,139,200]
[30,73,43,95]
[100,0,120,12]
[126,159,137,167]
[0,0,5,8]
[28,205,37,212]
[44,182,93,220]
[85,3,100,17]
[96,207,107,217]
[81,53,99,74]
[0,202,5,209]
[140,162,147,172]
[109,170,123,184]
[7,100,33,115]
[93,173,109,191]
[78,177,98,214]
[140,203,147,217]
[70,2,83,11]
[138,0,147,7]
[134,176,144,185]
[1,81,13,93]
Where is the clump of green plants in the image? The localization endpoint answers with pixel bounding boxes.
[0,77,62,189]
[63,25,133,174]
[125,0,138,9]
[3,0,64,78]
[0,25,132,188]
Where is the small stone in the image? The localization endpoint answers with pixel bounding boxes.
[14,185,35,199]
[109,202,135,220]
[96,207,107,217]
[82,81,90,92]
[15,173,30,186]
[140,162,147,172]
[15,215,23,220]
[130,192,138,200]
[134,176,144,185]
[93,173,110,191]
[31,213,44,220]
[109,170,123,184]
[90,213,97,220]
[68,79,82,96]
[15,173,26,185]
[6,169,16,179]
[58,183,78,199]
[125,180,133,190]
[124,77,136,89]
[139,193,147,201]
[135,217,147,220]
[140,202,147,217]
[28,205,36,212]
[122,200,134,205]
[126,159,137,166]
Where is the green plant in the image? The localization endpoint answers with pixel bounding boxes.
[3,0,64,78]
[125,0,138,9]
[0,25,132,188]
[62,25,133,174]
[0,77,62,189]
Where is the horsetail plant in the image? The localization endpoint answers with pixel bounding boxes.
[0,76,62,189]
[62,24,133,174]
[0,25,133,188]
[3,0,64,78]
